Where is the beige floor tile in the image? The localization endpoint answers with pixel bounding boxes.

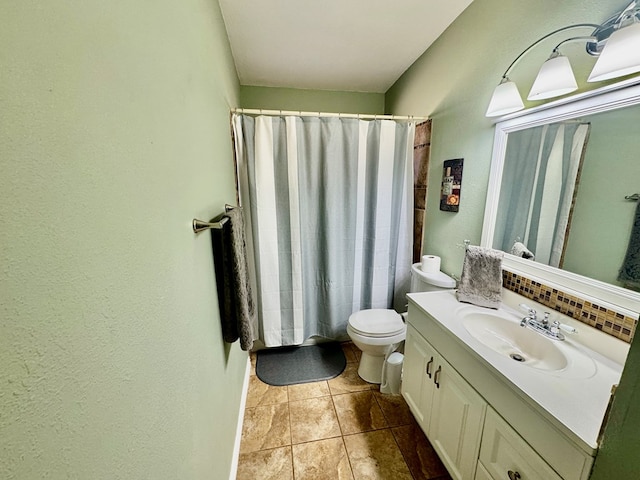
[240,403,291,453]
[392,423,450,480]
[287,381,330,401]
[328,363,374,395]
[373,391,414,427]
[292,437,354,480]
[341,342,359,364]
[249,352,257,376]
[246,375,289,408]
[237,446,293,480]
[343,429,413,480]
[289,396,341,444]
[333,391,388,435]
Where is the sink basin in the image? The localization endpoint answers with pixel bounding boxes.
[456,306,597,379]
[462,310,569,371]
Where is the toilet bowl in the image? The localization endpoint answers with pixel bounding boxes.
[347,262,456,384]
[346,309,406,384]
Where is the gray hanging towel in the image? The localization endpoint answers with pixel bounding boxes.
[510,241,535,260]
[211,207,256,351]
[456,245,504,309]
[618,202,640,289]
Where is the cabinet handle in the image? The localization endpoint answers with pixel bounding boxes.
[426,357,434,378]
[507,470,521,480]
[434,365,442,388]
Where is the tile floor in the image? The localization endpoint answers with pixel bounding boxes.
[237,342,453,480]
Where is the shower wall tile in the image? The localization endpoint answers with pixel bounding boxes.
[415,187,427,210]
[502,270,638,343]
[413,208,425,263]
[414,120,431,148]
[413,120,431,264]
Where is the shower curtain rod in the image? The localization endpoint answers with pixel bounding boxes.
[232,108,428,121]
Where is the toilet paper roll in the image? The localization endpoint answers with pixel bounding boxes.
[421,255,441,274]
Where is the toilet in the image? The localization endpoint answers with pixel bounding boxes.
[347,262,456,384]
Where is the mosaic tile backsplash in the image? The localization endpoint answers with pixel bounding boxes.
[502,270,638,343]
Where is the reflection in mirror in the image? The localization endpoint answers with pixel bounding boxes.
[493,122,590,268]
[484,84,640,296]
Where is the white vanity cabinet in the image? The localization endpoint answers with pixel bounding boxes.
[402,323,487,480]
[403,293,600,480]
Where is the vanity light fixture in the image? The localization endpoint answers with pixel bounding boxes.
[486,1,640,117]
[588,19,640,82]
[527,50,578,101]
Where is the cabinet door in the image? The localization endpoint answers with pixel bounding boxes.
[475,461,494,480]
[401,324,437,431]
[429,355,487,480]
[480,407,562,480]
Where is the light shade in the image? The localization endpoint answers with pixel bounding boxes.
[485,80,524,117]
[588,21,640,82]
[527,54,578,100]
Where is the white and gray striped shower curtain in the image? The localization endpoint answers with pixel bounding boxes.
[233,114,414,347]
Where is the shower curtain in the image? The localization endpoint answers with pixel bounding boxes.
[494,122,590,267]
[233,114,415,347]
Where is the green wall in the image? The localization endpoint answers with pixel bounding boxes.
[563,106,640,286]
[385,0,640,477]
[0,1,246,479]
[240,85,385,114]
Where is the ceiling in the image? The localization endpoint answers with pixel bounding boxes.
[218,0,474,93]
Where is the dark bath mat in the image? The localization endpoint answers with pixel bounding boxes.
[255,342,346,386]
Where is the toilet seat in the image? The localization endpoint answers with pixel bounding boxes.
[348,309,405,338]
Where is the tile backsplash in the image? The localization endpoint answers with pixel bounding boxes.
[502,270,638,343]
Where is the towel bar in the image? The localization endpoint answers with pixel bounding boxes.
[193,217,229,233]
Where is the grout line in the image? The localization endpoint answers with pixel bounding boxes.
[389,426,414,479]
[289,445,295,480]
[340,434,356,480]
[329,389,346,437]
[287,389,293,448]
[372,390,391,426]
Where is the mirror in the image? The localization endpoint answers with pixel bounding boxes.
[493,121,591,269]
[482,80,640,311]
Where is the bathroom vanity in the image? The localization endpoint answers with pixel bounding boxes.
[402,289,627,480]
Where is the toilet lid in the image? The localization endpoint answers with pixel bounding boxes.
[348,309,406,338]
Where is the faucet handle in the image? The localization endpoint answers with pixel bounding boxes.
[558,323,578,334]
[518,303,536,316]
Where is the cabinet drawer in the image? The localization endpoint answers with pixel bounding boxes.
[480,407,562,480]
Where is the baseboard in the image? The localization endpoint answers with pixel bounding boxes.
[229,355,251,480]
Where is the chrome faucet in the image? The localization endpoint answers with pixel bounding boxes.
[518,303,576,341]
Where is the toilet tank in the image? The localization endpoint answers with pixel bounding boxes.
[410,263,456,292]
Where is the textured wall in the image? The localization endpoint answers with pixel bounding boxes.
[0,1,246,479]
[240,85,385,114]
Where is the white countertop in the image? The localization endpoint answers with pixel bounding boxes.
[407,289,629,452]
